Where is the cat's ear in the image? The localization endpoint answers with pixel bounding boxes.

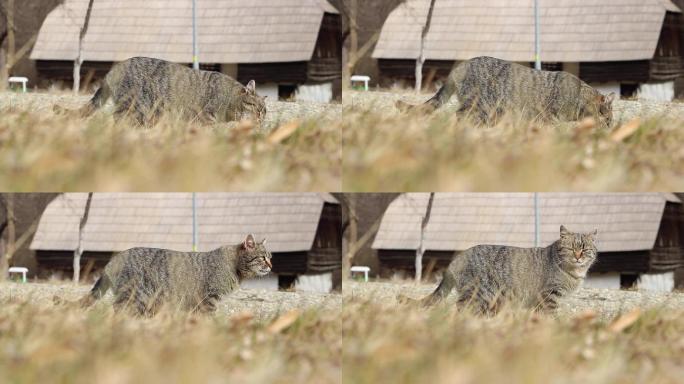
[260,238,267,245]
[604,92,616,104]
[244,80,256,94]
[590,229,598,238]
[560,225,569,237]
[243,234,256,250]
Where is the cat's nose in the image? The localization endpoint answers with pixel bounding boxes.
[574,251,582,260]
[265,258,272,269]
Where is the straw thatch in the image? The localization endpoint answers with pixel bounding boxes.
[372,0,680,62]
[372,193,680,253]
[30,0,338,63]
[30,193,338,253]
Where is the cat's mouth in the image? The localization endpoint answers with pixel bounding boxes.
[256,268,271,276]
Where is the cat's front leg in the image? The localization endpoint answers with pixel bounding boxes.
[537,289,562,312]
[197,294,219,314]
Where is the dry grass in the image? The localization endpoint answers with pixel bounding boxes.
[0,92,341,191]
[0,290,341,384]
[343,283,684,384]
[342,90,684,191]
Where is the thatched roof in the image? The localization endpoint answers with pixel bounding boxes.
[372,193,680,252]
[30,0,338,63]
[373,0,680,62]
[30,193,337,253]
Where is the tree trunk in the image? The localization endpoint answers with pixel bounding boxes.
[7,0,15,69]
[7,194,14,264]
[0,237,6,281]
[0,43,7,92]
[343,0,358,89]
[415,192,435,282]
[73,0,95,94]
[0,194,15,282]
[73,193,93,283]
[1,0,15,92]
[72,60,81,93]
[415,0,436,93]
[343,198,357,280]
[0,0,40,91]
[415,57,424,94]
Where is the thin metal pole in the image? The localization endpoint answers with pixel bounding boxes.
[534,0,541,70]
[192,193,198,251]
[534,193,540,247]
[192,0,199,70]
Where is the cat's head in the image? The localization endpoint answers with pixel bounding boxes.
[237,233,272,278]
[239,80,267,125]
[580,89,615,127]
[557,225,598,272]
[595,92,615,127]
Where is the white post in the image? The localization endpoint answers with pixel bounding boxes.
[192,193,198,251]
[416,193,435,282]
[415,228,425,282]
[192,0,199,70]
[534,0,541,70]
[534,193,540,247]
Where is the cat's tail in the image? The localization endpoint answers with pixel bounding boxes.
[53,83,111,117]
[395,62,464,112]
[79,273,112,308]
[397,274,456,307]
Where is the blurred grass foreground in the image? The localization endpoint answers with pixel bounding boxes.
[0,91,341,191]
[0,284,341,383]
[342,90,684,191]
[343,281,684,384]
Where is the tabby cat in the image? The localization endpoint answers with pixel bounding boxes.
[413,225,597,314]
[80,234,272,316]
[72,56,266,125]
[398,56,615,126]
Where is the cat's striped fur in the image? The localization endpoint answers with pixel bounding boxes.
[414,226,598,314]
[77,56,266,125]
[80,234,272,316]
[398,56,615,126]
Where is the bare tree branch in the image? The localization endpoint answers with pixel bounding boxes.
[73,0,95,93]
[415,0,436,92]
[415,192,434,282]
[73,192,93,283]
[6,34,37,68]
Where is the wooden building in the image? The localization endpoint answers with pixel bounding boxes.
[30,193,342,292]
[372,0,684,101]
[372,193,684,292]
[29,0,342,102]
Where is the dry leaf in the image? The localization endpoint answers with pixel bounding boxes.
[231,311,254,326]
[267,120,300,144]
[576,117,596,131]
[267,309,300,334]
[608,308,641,333]
[580,348,596,360]
[236,119,254,132]
[609,119,640,142]
[574,309,598,325]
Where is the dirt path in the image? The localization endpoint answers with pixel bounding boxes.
[344,280,684,320]
[344,90,684,124]
[1,282,341,320]
[0,91,341,132]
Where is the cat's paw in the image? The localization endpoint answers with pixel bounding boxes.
[396,293,419,304]
[395,100,415,112]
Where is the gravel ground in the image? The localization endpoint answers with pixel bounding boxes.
[344,280,684,320]
[344,90,684,124]
[0,282,341,320]
[0,91,341,132]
